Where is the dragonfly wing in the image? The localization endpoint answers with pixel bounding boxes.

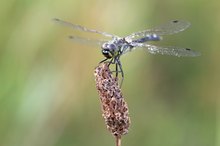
[126,20,190,39]
[68,35,107,47]
[138,44,200,57]
[53,18,118,38]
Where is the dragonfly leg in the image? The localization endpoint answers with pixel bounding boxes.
[99,58,109,64]
[116,59,124,88]
[99,57,123,87]
[115,62,119,77]
[107,58,114,66]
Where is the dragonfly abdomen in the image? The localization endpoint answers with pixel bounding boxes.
[133,34,161,43]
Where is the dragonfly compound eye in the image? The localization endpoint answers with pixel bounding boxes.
[102,49,112,59]
[108,44,117,50]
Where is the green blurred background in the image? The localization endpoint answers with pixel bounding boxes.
[0,0,219,146]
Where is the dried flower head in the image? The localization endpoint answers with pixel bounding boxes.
[94,63,130,137]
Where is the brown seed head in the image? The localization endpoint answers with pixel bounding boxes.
[94,63,130,137]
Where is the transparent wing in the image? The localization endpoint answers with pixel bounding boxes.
[126,20,191,39]
[68,35,107,46]
[53,18,118,38]
[137,44,200,57]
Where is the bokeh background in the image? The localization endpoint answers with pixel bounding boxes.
[0,0,219,146]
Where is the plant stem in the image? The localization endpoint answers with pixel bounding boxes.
[116,136,121,146]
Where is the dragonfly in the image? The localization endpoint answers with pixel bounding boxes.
[53,18,200,86]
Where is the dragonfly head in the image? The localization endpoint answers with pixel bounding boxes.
[101,43,117,59]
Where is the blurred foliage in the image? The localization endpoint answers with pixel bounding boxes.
[0,0,219,146]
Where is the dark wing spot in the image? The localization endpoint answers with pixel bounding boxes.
[172,20,179,23]
[185,48,191,51]
[69,36,74,39]
[52,18,60,22]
